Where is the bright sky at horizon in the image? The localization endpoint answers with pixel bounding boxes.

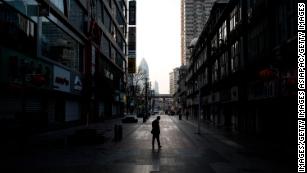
[137,0,181,94]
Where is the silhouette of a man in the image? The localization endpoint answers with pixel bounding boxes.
[151,116,161,149]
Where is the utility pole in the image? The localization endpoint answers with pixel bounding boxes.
[145,77,148,118]
[197,85,201,134]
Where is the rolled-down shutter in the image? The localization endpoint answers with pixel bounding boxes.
[24,97,42,112]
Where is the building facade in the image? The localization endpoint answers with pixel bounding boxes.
[185,0,297,147]
[0,0,128,131]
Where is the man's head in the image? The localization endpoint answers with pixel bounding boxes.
[157,116,160,120]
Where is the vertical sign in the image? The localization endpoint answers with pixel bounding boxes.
[129,1,136,25]
[128,56,136,73]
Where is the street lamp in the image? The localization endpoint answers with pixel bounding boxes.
[197,80,201,134]
[195,80,201,134]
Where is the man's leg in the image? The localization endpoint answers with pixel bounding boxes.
[152,135,156,148]
[157,135,161,148]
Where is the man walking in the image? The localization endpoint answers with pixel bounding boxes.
[151,116,161,149]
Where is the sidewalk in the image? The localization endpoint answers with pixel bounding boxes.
[171,116,296,165]
[1,117,141,153]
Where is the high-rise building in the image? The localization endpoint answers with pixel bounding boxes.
[137,58,149,90]
[154,81,159,94]
[181,0,216,65]
[169,68,180,95]
[138,58,149,78]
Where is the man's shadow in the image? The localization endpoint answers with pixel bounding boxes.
[151,148,161,171]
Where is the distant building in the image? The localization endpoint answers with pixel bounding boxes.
[169,68,180,95]
[138,58,149,78]
[137,58,149,90]
[154,81,159,94]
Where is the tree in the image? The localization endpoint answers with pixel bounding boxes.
[126,70,146,114]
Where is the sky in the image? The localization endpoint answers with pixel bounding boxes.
[136,0,181,94]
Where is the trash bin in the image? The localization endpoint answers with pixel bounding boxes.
[114,124,123,141]
[118,125,122,140]
[114,125,118,141]
[143,116,146,123]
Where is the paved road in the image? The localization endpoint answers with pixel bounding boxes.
[1,115,293,173]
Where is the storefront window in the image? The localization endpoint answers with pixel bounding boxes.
[0,2,36,55]
[41,17,80,72]
[3,0,39,23]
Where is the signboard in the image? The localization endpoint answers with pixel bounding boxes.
[128,27,136,52]
[0,47,52,89]
[53,65,70,93]
[128,57,136,73]
[71,72,83,94]
[129,1,136,25]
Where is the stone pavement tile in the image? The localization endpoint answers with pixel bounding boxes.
[210,162,238,173]
[160,164,215,173]
[200,148,229,163]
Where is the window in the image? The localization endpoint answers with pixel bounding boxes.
[201,48,207,63]
[116,52,124,69]
[3,0,39,23]
[211,34,218,55]
[230,6,241,32]
[101,34,110,57]
[220,53,228,78]
[0,2,37,55]
[50,0,65,14]
[212,59,219,82]
[96,0,103,24]
[91,46,96,75]
[204,68,208,85]
[247,0,255,18]
[218,21,227,46]
[41,17,81,72]
[230,41,239,73]
[69,0,86,33]
[111,46,116,62]
[103,8,111,32]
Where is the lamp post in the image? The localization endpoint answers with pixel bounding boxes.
[197,80,201,134]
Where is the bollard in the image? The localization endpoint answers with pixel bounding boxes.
[118,125,123,140]
[114,124,118,141]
